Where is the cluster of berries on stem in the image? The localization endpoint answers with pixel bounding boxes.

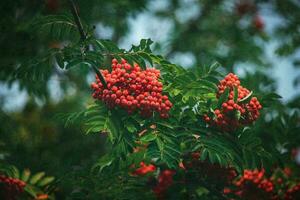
[132,157,300,199]
[0,175,26,200]
[204,73,262,131]
[285,183,300,200]
[224,167,300,200]
[152,169,176,199]
[91,58,172,118]
[224,169,275,199]
[132,162,175,199]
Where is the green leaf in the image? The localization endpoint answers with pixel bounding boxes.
[84,102,109,134]
[193,135,244,169]
[208,61,221,74]
[136,58,146,70]
[140,133,157,143]
[55,52,65,69]
[139,52,153,66]
[196,186,210,197]
[37,176,55,187]
[233,86,238,102]
[156,137,164,153]
[264,92,282,99]
[24,185,38,198]
[14,49,56,82]
[150,133,181,168]
[235,110,241,120]
[92,154,115,174]
[30,172,45,185]
[65,58,84,69]
[200,149,208,161]
[208,150,217,164]
[156,122,174,129]
[30,14,79,40]
[125,122,137,133]
[138,38,153,52]
[21,169,31,182]
[186,79,217,92]
[98,39,122,52]
[10,166,20,179]
[58,111,85,128]
[106,112,121,144]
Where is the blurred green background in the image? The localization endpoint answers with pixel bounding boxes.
[0,0,300,198]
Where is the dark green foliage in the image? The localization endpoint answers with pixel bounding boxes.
[0,0,299,199]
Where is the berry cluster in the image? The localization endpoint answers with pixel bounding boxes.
[132,162,156,176]
[238,169,274,192]
[153,169,176,199]
[225,169,275,199]
[204,73,262,131]
[132,162,175,199]
[0,175,26,200]
[91,59,172,118]
[223,167,300,200]
[132,157,300,199]
[285,183,300,200]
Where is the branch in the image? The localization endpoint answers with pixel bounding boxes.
[68,0,107,88]
[68,0,86,40]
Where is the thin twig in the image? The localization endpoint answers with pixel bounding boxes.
[68,0,107,88]
[100,50,146,57]
[68,0,86,40]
